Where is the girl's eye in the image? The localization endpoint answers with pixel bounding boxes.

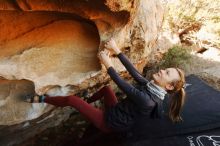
[166,71,169,75]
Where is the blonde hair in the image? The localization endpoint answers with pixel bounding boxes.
[168,68,186,122]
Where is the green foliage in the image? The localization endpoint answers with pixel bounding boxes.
[159,46,191,69]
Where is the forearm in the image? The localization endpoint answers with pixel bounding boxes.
[107,67,133,93]
[117,53,148,84]
[107,67,150,106]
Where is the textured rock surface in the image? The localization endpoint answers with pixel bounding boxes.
[0,0,164,145]
[0,78,53,125]
[0,11,101,126]
[0,11,101,90]
[158,0,220,50]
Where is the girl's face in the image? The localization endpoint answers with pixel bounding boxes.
[152,68,180,91]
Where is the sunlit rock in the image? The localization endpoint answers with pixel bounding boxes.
[0,0,164,145]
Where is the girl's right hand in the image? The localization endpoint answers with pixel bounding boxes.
[98,50,113,69]
[104,38,121,55]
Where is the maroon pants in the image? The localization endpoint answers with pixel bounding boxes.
[44,86,118,133]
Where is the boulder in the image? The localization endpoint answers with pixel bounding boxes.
[0,0,164,145]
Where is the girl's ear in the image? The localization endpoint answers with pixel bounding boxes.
[165,83,174,91]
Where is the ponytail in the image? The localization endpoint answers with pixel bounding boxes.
[168,68,186,123]
[169,88,186,122]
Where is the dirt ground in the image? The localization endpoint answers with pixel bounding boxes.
[187,47,220,91]
[19,47,220,146]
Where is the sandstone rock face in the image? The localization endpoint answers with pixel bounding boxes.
[0,11,101,126]
[158,0,220,50]
[0,11,101,90]
[0,0,164,145]
[0,78,53,125]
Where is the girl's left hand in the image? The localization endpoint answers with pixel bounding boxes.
[99,50,113,69]
[104,38,121,55]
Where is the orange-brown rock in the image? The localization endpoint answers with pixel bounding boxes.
[0,0,164,145]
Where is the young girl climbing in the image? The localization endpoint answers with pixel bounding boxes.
[28,38,186,133]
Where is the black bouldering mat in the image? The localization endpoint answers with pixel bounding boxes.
[78,75,220,146]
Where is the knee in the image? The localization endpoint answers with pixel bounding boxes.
[98,86,110,93]
[102,85,111,91]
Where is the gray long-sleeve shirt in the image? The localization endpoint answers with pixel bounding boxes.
[105,53,162,131]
